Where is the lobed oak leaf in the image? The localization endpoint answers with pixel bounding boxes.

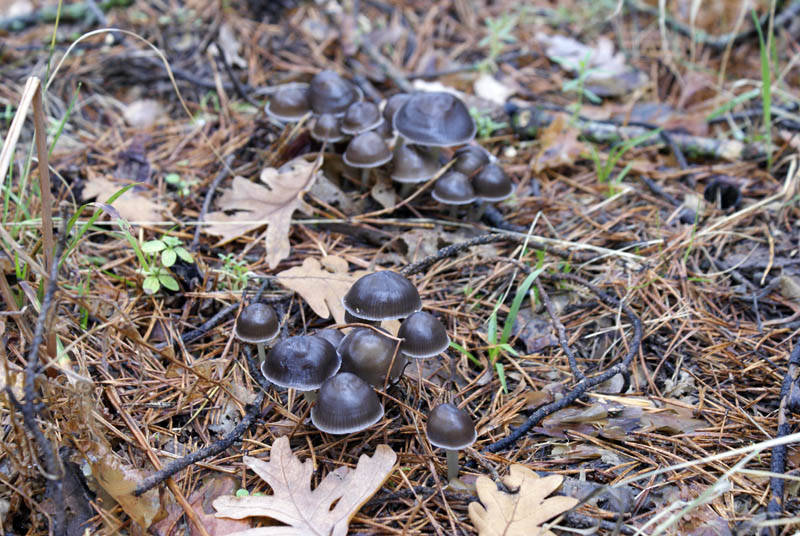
[204,158,320,269]
[275,256,369,325]
[213,436,396,536]
[468,464,578,536]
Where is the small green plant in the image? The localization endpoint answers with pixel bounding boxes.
[469,107,509,139]
[141,233,194,269]
[217,253,249,291]
[164,172,196,196]
[560,55,602,121]
[752,9,774,170]
[477,14,517,72]
[116,229,194,295]
[590,128,662,195]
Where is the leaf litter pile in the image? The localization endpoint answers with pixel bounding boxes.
[1,0,799,534]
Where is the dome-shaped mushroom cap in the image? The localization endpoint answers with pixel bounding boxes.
[309,70,360,116]
[315,328,345,350]
[390,144,439,184]
[311,113,346,143]
[426,403,477,450]
[261,335,340,391]
[398,311,450,358]
[235,303,279,344]
[432,171,476,205]
[265,84,311,122]
[311,372,384,434]
[342,271,422,321]
[394,92,476,147]
[383,93,411,123]
[452,145,490,176]
[338,327,407,387]
[473,163,514,201]
[341,101,383,135]
[344,310,381,327]
[343,132,392,168]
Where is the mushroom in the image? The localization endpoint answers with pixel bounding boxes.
[432,171,476,217]
[452,145,490,177]
[265,84,311,122]
[308,70,361,116]
[398,311,450,358]
[426,402,477,482]
[340,101,383,135]
[390,144,439,197]
[473,163,514,202]
[382,92,411,125]
[311,113,347,143]
[315,328,345,350]
[310,372,384,434]
[338,327,407,388]
[261,335,340,402]
[344,309,381,327]
[393,91,476,155]
[343,131,392,190]
[342,271,422,322]
[235,302,279,362]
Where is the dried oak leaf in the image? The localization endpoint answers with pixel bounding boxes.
[204,158,319,269]
[468,465,578,536]
[275,256,369,325]
[81,175,163,222]
[213,436,396,536]
[533,114,586,172]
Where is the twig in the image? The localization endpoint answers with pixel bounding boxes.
[190,156,233,253]
[537,279,585,382]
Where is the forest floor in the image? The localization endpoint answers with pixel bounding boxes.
[1,0,800,534]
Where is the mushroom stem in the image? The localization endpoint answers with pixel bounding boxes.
[400,182,413,198]
[468,201,487,222]
[256,343,267,363]
[302,390,318,403]
[445,449,460,482]
[448,205,458,219]
[360,168,370,190]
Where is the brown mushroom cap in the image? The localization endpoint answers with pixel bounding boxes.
[344,309,382,327]
[340,101,383,135]
[338,327,407,387]
[310,372,384,434]
[265,84,311,122]
[432,171,476,205]
[343,132,392,168]
[390,144,439,184]
[426,403,477,450]
[311,113,346,143]
[473,163,514,201]
[452,145,490,176]
[235,303,279,344]
[383,92,411,123]
[342,271,422,321]
[398,311,450,358]
[309,70,360,116]
[394,92,476,147]
[261,335,340,390]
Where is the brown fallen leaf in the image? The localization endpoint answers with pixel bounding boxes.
[275,256,369,324]
[213,436,396,536]
[468,465,578,536]
[204,158,319,269]
[534,115,586,172]
[81,175,163,223]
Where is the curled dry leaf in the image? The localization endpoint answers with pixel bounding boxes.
[275,255,369,325]
[468,464,578,536]
[213,436,396,536]
[81,175,163,223]
[534,114,586,172]
[204,158,319,269]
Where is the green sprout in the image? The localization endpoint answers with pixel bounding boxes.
[216,253,249,291]
[469,107,509,139]
[164,172,196,197]
[141,233,194,269]
[477,14,518,73]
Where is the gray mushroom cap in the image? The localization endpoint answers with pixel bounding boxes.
[311,113,346,142]
[338,327,407,387]
[393,92,476,146]
[309,70,361,116]
[342,271,422,321]
[390,144,439,184]
[265,84,311,122]
[341,101,383,135]
[261,335,340,390]
[383,92,411,123]
[473,163,514,201]
[432,171,476,205]
[311,372,384,434]
[452,145,490,176]
[343,132,392,168]
[426,403,477,450]
[235,303,279,344]
[398,311,450,358]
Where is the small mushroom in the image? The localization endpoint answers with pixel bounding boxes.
[426,402,477,482]
[432,171,476,217]
[390,144,439,197]
[261,335,340,402]
[311,113,346,143]
[338,327,407,388]
[343,131,392,190]
[344,309,381,327]
[473,163,514,202]
[398,311,450,358]
[393,92,476,148]
[383,92,411,124]
[308,70,361,116]
[342,271,422,322]
[452,145,490,177]
[310,372,384,434]
[315,328,345,350]
[235,302,279,362]
[265,84,311,122]
[340,101,383,135]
